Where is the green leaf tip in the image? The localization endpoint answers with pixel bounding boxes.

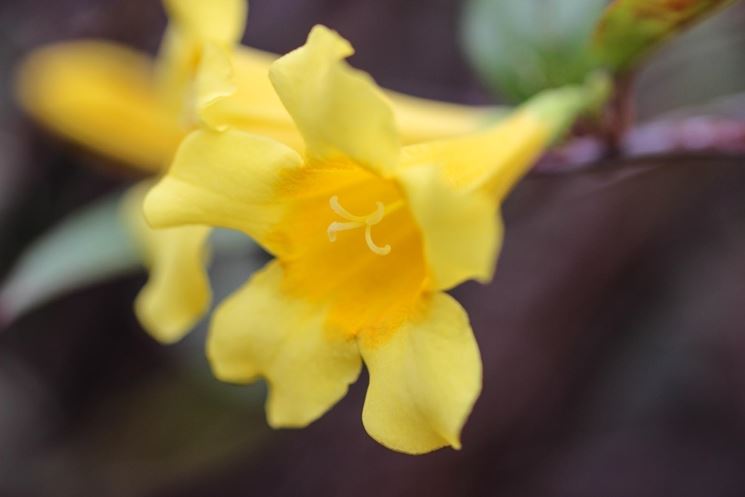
[461,0,610,102]
[0,191,142,325]
[593,0,739,72]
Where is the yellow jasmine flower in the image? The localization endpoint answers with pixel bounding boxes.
[15,1,496,172]
[144,26,607,453]
[14,0,499,344]
[13,0,493,343]
[16,41,184,172]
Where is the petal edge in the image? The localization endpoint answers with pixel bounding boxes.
[269,25,400,175]
[360,293,482,454]
[208,262,363,427]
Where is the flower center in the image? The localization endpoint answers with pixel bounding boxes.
[327,195,391,256]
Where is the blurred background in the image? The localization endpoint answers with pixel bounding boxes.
[1,0,745,496]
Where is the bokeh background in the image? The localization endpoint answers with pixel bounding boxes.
[1,1,745,496]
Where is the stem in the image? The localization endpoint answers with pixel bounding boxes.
[602,72,636,157]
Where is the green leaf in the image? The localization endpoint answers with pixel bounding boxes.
[0,192,140,324]
[0,190,259,327]
[593,0,738,72]
[635,12,745,119]
[461,0,608,102]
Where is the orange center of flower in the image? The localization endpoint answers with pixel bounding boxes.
[271,160,427,344]
[327,195,403,256]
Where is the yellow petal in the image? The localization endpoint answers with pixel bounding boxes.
[400,78,611,197]
[156,0,247,117]
[155,24,199,115]
[360,292,482,454]
[195,45,303,150]
[193,43,236,131]
[123,183,211,343]
[163,0,247,46]
[396,164,501,290]
[200,40,497,149]
[389,90,501,144]
[269,25,400,175]
[401,110,550,197]
[144,128,302,254]
[15,41,184,172]
[208,261,362,427]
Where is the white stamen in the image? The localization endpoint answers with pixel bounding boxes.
[327,221,363,242]
[365,226,391,255]
[330,195,365,222]
[327,196,391,255]
[366,202,385,225]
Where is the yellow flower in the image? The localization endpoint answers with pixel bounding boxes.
[15,0,499,344]
[144,26,608,453]
[15,1,496,172]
